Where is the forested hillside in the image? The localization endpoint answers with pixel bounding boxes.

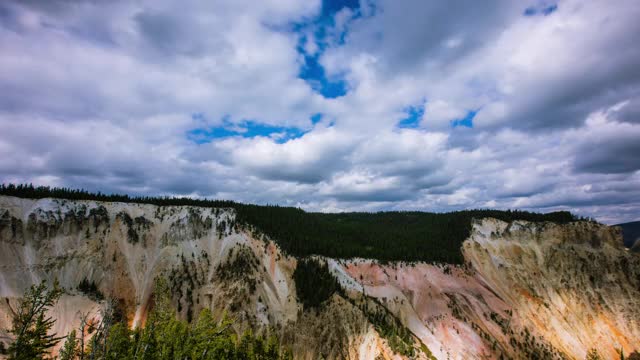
[235,205,579,263]
[0,183,581,263]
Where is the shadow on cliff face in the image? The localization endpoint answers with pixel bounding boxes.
[614,220,640,251]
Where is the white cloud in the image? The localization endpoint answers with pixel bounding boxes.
[422,100,466,129]
[0,0,639,223]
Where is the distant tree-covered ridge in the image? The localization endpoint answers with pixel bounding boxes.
[0,183,586,264]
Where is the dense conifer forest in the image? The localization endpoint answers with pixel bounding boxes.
[292,258,344,309]
[0,183,582,263]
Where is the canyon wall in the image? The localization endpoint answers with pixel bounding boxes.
[0,196,638,359]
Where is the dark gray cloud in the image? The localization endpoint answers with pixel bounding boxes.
[341,0,520,74]
[0,0,639,223]
[134,10,228,58]
[573,130,640,174]
[612,98,640,124]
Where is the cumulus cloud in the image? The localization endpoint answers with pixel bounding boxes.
[0,0,639,223]
[422,100,467,129]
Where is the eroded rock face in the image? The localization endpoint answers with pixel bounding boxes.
[334,219,640,360]
[0,196,638,359]
[462,219,640,359]
[0,196,398,359]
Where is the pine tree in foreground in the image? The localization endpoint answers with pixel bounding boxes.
[5,277,291,359]
[58,330,79,360]
[8,280,63,360]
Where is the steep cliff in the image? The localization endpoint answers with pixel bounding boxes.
[337,219,640,359]
[0,196,402,359]
[0,196,638,359]
[463,219,640,359]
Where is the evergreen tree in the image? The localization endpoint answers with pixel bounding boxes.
[58,330,79,360]
[8,280,63,360]
[293,258,343,309]
[104,323,132,360]
[5,276,295,360]
[85,299,116,360]
[187,309,236,359]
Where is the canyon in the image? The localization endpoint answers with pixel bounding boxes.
[0,195,638,359]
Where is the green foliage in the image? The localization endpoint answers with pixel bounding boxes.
[236,206,579,264]
[77,277,104,301]
[58,330,79,360]
[116,211,140,244]
[7,277,291,360]
[0,183,237,208]
[104,323,132,359]
[216,246,259,283]
[293,258,343,309]
[98,278,292,359]
[358,298,416,357]
[215,245,259,303]
[7,280,63,360]
[504,325,563,359]
[1,183,584,263]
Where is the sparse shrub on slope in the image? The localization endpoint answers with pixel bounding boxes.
[362,299,417,357]
[77,277,104,301]
[215,245,260,313]
[586,348,603,360]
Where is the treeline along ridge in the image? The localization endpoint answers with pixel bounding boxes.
[0,183,583,264]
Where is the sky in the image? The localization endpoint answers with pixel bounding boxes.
[0,0,639,224]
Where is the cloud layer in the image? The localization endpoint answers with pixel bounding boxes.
[1,0,639,223]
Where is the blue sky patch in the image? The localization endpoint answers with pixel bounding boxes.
[299,53,348,98]
[321,0,360,18]
[311,113,323,124]
[294,0,364,99]
[188,118,308,144]
[451,110,476,128]
[397,104,425,129]
[524,3,558,16]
